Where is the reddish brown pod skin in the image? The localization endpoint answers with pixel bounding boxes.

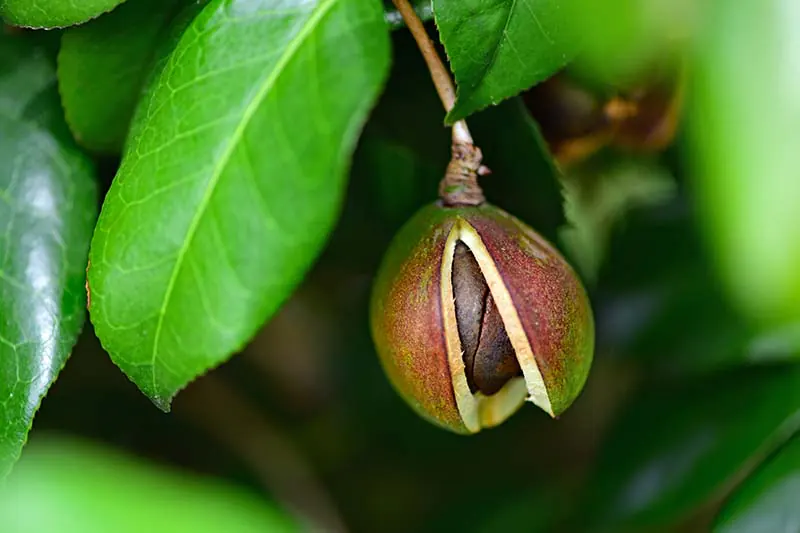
[370,202,595,434]
[462,206,594,416]
[370,205,466,432]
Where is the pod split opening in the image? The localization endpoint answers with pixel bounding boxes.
[440,218,553,433]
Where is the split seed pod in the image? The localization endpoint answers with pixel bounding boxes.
[370,203,594,434]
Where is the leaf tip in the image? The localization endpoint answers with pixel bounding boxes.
[150,394,173,413]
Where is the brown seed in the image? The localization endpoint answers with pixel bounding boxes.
[451,242,521,395]
[452,241,486,392]
[472,291,520,395]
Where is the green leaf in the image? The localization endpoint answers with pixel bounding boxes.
[0,36,98,478]
[714,434,800,532]
[580,364,800,532]
[433,0,578,122]
[0,0,127,29]
[0,439,298,533]
[88,0,391,409]
[58,0,185,154]
[690,0,800,330]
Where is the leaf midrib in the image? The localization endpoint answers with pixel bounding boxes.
[148,0,338,395]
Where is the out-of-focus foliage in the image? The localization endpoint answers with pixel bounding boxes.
[560,154,676,282]
[690,0,800,331]
[0,439,297,533]
[579,365,800,531]
[567,0,696,83]
[714,434,800,532]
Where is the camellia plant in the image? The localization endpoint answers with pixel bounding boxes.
[2,0,800,532]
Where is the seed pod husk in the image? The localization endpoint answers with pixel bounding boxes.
[370,202,595,434]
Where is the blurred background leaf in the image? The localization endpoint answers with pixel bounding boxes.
[0,439,298,533]
[690,0,800,332]
[578,364,800,532]
[594,189,800,376]
[714,434,800,533]
[566,0,696,85]
[559,152,676,282]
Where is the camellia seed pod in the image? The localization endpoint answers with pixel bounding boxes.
[370,196,594,434]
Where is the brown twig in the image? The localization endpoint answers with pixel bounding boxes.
[390,0,473,147]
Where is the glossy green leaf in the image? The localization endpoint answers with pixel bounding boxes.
[690,0,800,329]
[433,0,578,122]
[0,36,98,478]
[0,439,297,533]
[580,364,800,532]
[715,434,800,532]
[58,0,184,154]
[88,0,391,409]
[0,0,127,29]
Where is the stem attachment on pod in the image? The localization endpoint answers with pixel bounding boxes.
[440,143,485,206]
